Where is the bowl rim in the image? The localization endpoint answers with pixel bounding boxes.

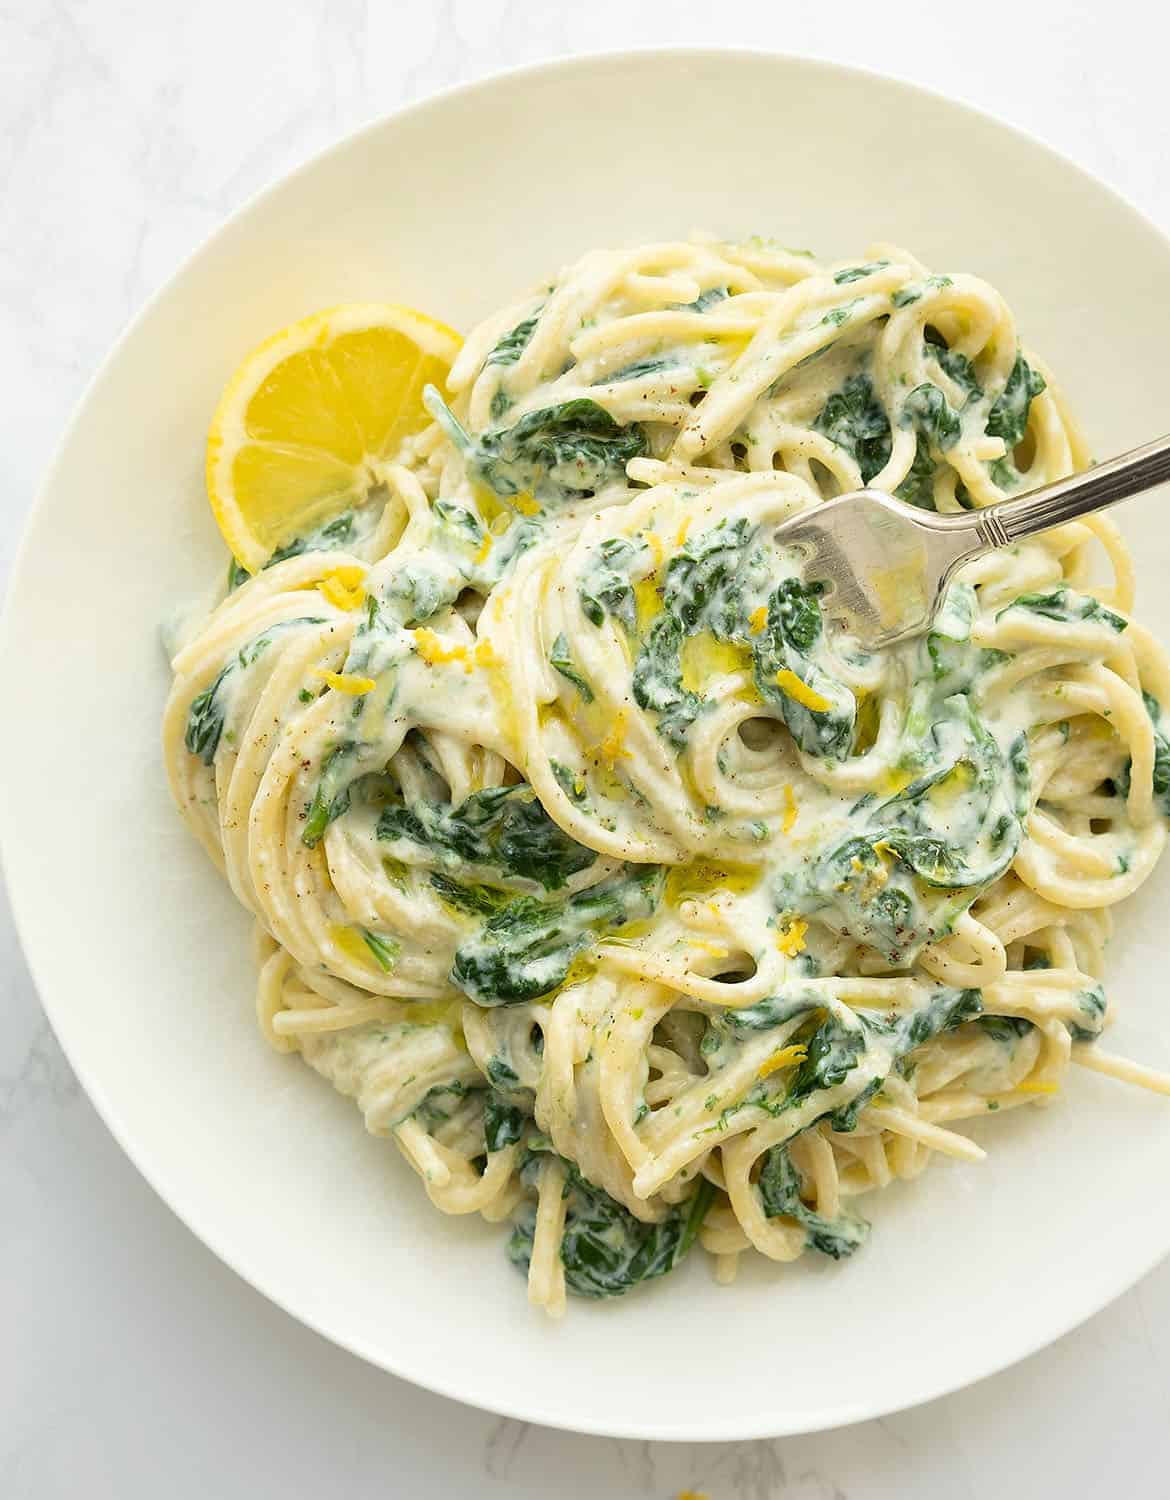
[4,45,1170,1440]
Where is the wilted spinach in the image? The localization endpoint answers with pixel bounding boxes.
[549,632,594,702]
[903,383,961,450]
[483,1091,527,1152]
[780,693,1028,961]
[486,312,539,367]
[751,577,856,759]
[631,516,761,746]
[426,387,647,506]
[757,1143,869,1259]
[1118,691,1170,816]
[451,866,663,1005]
[186,617,327,766]
[378,784,596,890]
[578,536,639,631]
[986,353,1046,448]
[507,1147,715,1299]
[813,373,892,482]
[998,587,1126,632]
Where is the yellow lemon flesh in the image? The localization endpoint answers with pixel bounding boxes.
[207,302,461,573]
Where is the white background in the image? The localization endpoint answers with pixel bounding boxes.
[4,3,1170,1495]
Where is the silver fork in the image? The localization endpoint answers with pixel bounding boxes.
[775,434,1170,648]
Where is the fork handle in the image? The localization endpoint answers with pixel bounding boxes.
[970,432,1170,549]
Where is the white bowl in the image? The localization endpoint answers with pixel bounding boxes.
[4,50,1170,1441]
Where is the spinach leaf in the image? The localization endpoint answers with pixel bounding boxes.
[379,785,595,890]
[226,510,361,590]
[381,562,459,628]
[933,345,982,402]
[185,664,234,765]
[682,287,729,312]
[998,586,1126,632]
[557,1178,690,1297]
[821,300,860,327]
[813,373,892,482]
[815,986,980,1131]
[427,388,648,506]
[429,873,510,917]
[787,1014,866,1103]
[225,508,360,588]
[632,612,703,747]
[507,1154,714,1299]
[883,985,984,1051]
[549,632,594,702]
[302,741,361,847]
[877,702,1028,886]
[977,1014,1034,1045]
[451,866,663,1005]
[631,516,759,746]
[485,1056,521,1089]
[268,510,356,567]
[757,1144,869,1259]
[550,760,589,804]
[833,260,889,284]
[362,930,400,972]
[925,580,977,680]
[578,537,639,631]
[751,578,856,759]
[1067,984,1106,1043]
[432,499,484,543]
[486,312,539,367]
[783,836,949,963]
[714,991,823,1034]
[414,1080,470,1130]
[986,354,1046,448]
[600,355,681,383]
[1118,691,1170,816]
[894,435,937,509]
[903,383,961,450]
[186,617,327,766]
[710,985,980,1144]
[782,695,1028,960]
[483,1091,527,1151]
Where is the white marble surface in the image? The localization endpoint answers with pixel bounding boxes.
[4,3,1170,1494]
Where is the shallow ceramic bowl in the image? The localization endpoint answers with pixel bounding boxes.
[4,50,1170,1440]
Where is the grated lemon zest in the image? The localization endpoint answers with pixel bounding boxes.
[414,627,472,672]
[757,1043,809,1079]
[644,531,665,572]
[318,570,366,611]
[676,515,692,548]
[313,668,375,695]
[775,917,808,957]
[782,783,798,834]
[473,531,494,565]
[774,668,832,713]
[512,491,541,517]
[691,939,729,958]
[596,710,631,764]
[1017,1079,1060,1095]
[748,605,768,634]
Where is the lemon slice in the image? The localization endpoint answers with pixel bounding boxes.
[207,303,461,572]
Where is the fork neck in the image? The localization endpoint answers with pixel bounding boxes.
[967,432,1170,549]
